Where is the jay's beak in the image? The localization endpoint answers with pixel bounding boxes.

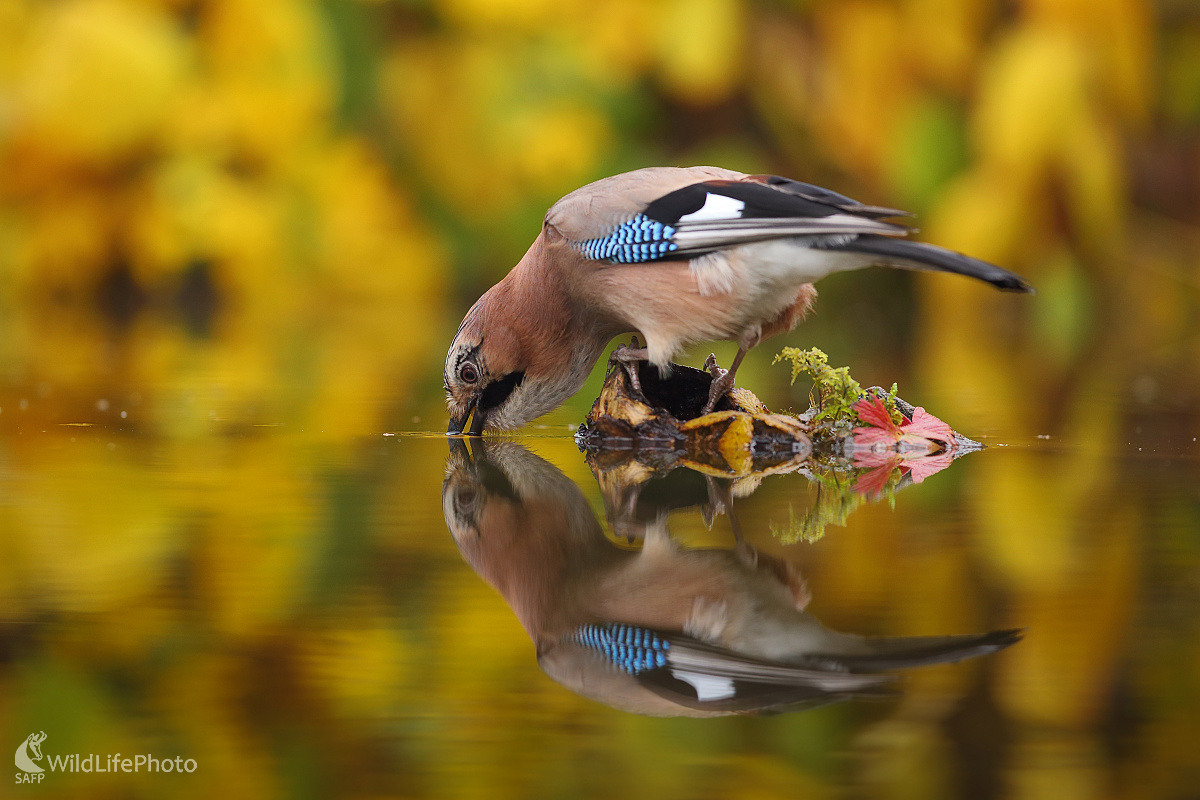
[448,397,487,436]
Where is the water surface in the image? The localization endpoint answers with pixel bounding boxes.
[3,388,1198,797]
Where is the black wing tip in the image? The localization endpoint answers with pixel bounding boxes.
[994,275,1036,294]
[982,628,1026,650]
[855,205,916,220]
[751,174,915,218]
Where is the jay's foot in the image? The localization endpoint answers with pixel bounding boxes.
[610,335,650,395]
[701,356,736,414]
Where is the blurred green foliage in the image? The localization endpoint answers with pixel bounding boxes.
[1,0,1199,798]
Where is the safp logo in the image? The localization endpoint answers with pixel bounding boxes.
[15,732,47,783]
[14,730,197,783]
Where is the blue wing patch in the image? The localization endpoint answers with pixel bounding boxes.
[580,214,678,263]
[573,623,671,674]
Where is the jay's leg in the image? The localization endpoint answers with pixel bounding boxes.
[710,476,761,568]
[702,475,751,568]
[711,474,812,608]
[610,480,645,542]
[610,335,649,395]
[701,474,727,529]
[702,347,748,414]
[701,328,761,414]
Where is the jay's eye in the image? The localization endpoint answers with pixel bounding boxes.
[459,363,479,384]
[455,487,477,513]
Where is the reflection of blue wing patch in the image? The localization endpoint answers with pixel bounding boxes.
[573,623,670,674]
[580,215,677,263]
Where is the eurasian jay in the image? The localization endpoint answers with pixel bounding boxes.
[446,166,1033,434]
[443,440,1020,717]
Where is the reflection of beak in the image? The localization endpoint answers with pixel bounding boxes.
[448,397,486,436]
[447,436,473,462]
[446,436,491,469]
[469,406,488,436]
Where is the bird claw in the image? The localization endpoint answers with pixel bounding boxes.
[609,336,650,395]
[704,352,727,379]
[701,369,735,414]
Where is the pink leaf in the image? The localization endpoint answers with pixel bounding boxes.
[852,427,902,448]
[903,407,956,446]
[852,395,899,433]
[901,451,957,484]
[852,449,904,469]
[854,459,901,497]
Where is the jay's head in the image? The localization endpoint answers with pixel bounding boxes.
[445,295,551,434]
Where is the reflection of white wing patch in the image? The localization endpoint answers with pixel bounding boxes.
[678,193,745,223]
[672,670,736,701]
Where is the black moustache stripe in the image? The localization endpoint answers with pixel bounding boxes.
[479,370,525,410]
[476,462,519,502]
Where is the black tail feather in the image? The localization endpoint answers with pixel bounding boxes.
[817,628,1026,673]
[828,235,1035,293]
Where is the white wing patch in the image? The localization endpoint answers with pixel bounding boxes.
[671,670,737,701]
[678,193,745,223]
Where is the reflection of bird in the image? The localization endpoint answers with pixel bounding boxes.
[443,441,1021,717]
[446,166,1033,433]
